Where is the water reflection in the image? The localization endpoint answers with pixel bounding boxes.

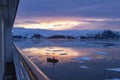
[47,57,59,66]
[22,47,81,66]
[21,46,120,66]
[15,40,120,80]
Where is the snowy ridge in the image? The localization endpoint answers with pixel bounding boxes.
[12,28,120,38]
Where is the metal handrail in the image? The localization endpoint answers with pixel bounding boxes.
[13,44,49,80]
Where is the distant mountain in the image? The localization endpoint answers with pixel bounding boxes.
[47,35,76,39]
[12,28,120,39]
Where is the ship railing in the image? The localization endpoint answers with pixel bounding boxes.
[13,44,49,80]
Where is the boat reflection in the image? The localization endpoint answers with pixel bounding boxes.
[47,57,59,65]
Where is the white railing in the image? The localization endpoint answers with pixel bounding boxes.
[13,44,49,80]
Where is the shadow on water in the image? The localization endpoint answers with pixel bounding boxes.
[47,57,59,66]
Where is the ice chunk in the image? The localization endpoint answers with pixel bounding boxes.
[80,66,89,69]
[80,56,92,61]
[95,52,107,55]
[73,56,92,61]
[107,68,120,72]
[105,78,120,80]
[60,53,67,55]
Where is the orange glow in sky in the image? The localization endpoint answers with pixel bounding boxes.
[14,20,82,30]
[14,17,120,31]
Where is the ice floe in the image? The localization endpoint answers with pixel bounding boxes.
[60,53,67,55]
[107,68,120,72]
[95,52,107,55]
[80,66,89,69]
[73,56,92,61]
[105,78,120,80]
[79,56,92,61]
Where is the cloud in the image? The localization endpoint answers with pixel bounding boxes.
[15,0,120,31]
[15,20,40,25]
[69,18,120,31]
[14,17,120,31]
[17,0,120,18]
[23,21,40,24]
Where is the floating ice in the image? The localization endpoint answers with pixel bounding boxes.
[107,68,120,72]
[73,56,92,61]
[95,52,107,55]
[60,53,67,55]
[80,56,92,61]
[77,61,84,63]
[80,66,89,69]
[105,78,120,80]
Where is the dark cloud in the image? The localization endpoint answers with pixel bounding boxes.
[69,19,120,31]
[23,21,40,24]
[15,0,120,30]
[99,20,120,30]
[15,20,40,25]
[17,0,120,18]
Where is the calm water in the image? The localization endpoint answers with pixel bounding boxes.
[15,39,120,80]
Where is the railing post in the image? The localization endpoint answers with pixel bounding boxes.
[0,8,5,80]
[4,21,13,62]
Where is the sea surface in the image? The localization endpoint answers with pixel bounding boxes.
[15,39,120,80]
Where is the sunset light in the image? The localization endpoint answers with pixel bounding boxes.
[8,0,120,80]
[14,20,82,30]
[14,17,120,31]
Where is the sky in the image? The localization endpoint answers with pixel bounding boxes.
[14,0,120,31]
